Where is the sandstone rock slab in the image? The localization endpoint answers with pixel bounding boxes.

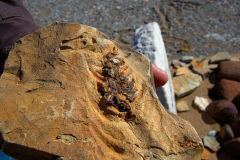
[173,72,202,98]
[0,22,202,160]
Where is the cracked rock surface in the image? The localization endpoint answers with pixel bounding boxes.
[0,22,202,160]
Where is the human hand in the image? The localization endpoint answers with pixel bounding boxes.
[152,64,168,87]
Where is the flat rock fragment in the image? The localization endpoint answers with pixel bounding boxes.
[173,72,202,98]
[175,67,191,76]
[210,51,231,63]
[203,136,220,152]
[176,100,189,112]
[0,22,202,160]
[194,96,210,112]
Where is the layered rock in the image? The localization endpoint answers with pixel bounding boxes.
[0,22,202,160]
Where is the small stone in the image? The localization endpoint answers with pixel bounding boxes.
[172,59,186,68]
[201,148,212,160]
[208,130,217,137]
[203,136,220,152]
[190,59,211,78]
[180,56,194,63]
[193,96,209,111]
[224,137,240,158]
[206,100,238,125]
[175,67,191,76]
[210,51,231,63]
[173,72,202,98]
[219,124,234,142]
[176,101,189,112]
[198,55,207,62]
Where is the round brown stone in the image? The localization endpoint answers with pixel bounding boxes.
[206,100,238,125]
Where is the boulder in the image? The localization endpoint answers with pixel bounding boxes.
[231,121,240,138]
[0,23,202,160]
[211,79,240,101]
[206,100,238,125]
[224,137,240,158]
[216,61,240,81]
[233,94,240,111]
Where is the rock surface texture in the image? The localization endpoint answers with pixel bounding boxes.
[0,23,202,160]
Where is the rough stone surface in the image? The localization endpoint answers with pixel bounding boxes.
[193,96,209,112]
[216,61,240,82]
[206,100,238,125]
[211,79,240,101]
[173,72,202,98]
[200,148,212,160]
[176,101,189,112]
[209,51,231,64]
[0,23,202,160]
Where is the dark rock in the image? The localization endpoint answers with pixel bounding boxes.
[216,61,240,81]
[206,100,238,125]
[210,79,240,101]
[233,94,240,111]
[224,137,240,158]
[219,124,234,142]
[231,121,240,138]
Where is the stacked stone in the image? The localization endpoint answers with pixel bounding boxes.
[206,60,240,158]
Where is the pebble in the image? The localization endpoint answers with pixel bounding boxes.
[173,72,202,98]
[203,136,220,152]
[210,51,231,63]
[180,56,194,63]
[219,124,234,142]
[172,59,186,68]
[176,100,189,112]
[208,130,217,137]
[190,59,210,78]
[193,96,209,112]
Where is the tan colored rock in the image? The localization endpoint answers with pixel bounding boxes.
[177,101,189,112]
[210,51,231,63]
[175,67,191,76]
[0,22,203,160]
[173,72,202,98]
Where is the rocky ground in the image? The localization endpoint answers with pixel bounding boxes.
[23,0,240,59]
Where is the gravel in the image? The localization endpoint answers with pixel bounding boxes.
[23,0,240,58]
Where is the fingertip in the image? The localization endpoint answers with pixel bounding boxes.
[152,64,168,87]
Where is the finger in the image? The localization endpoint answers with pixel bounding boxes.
[152,64,168,87]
